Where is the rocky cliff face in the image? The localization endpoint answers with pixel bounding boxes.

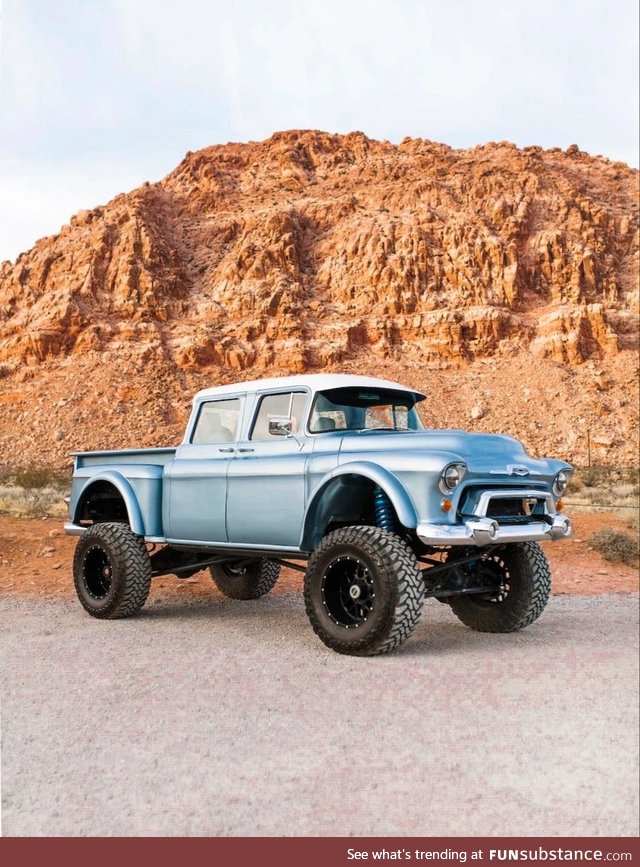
[0,131,638,467]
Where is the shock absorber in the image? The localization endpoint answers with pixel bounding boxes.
[374,486,397,533]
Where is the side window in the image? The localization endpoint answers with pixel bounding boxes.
[191,398,242,444]
[250,392,306,441]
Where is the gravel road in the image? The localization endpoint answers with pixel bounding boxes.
[1,591,638,837]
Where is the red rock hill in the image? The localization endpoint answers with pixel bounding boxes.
[0,131,638,468]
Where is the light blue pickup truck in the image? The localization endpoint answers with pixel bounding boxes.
[65,374,572,655]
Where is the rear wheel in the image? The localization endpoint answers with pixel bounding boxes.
[304,526,424,656]
[209,559,280,599]
[73,522,151,619]
[447,542,551,633]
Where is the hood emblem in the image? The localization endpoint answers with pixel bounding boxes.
[507,465,530,476]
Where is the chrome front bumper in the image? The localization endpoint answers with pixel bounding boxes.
[64,522,87,536]
[417,486,572,546]
[417,515,571,546]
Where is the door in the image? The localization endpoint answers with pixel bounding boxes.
[226,391,309,547]
[166,395,244,543]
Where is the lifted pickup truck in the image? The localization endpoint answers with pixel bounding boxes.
[65,374,572,655]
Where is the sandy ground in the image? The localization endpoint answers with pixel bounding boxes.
[1,592,638,836]
[0,512,638,600]
[1,513,638,837]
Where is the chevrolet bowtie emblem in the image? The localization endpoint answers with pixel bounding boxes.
[507,465,530,476]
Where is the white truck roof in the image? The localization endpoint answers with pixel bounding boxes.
[194,373,426,402]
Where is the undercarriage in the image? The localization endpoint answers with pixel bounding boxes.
[146,539,507,601]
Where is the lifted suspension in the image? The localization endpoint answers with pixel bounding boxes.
[419,545,502,599]
[374,486,397,532]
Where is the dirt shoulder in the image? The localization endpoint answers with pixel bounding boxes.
[0,512,637,600]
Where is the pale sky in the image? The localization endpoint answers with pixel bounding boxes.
[0,0,638,263]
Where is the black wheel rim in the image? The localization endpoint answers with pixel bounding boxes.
[474,557,511,603]
[221,561,249,578]
[83,545,113,599]
[321,556,375,628]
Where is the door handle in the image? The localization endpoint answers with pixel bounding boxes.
[238,447,255,453]
[218,447,235,453]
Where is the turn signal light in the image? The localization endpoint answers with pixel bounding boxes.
[556,499,564,511]
[440,498,453,513]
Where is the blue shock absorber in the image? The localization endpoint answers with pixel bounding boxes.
[374,486,397,532]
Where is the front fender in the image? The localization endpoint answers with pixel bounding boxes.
[301,461,418,551]
[72,471,146,536]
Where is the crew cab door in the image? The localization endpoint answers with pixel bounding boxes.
[226,390,309,548]
[165,395,245,543]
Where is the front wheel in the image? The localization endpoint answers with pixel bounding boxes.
[448,541,551,633]
[209,559,280,599]
[304,526,424,656]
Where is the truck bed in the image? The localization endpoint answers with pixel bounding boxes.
[72,447,177,469]
[69,448,177,539]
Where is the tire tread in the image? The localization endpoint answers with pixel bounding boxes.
[73,522,151,619]
[449,541,551,633]
[304,526,424,656]
[210,559,280,599]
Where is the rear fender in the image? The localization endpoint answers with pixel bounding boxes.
[73,471,146,536]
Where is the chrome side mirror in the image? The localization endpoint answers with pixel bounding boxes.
[268,417,293,437]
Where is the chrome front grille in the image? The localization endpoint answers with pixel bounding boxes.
[485,497,542,519]
[460,488,554,521]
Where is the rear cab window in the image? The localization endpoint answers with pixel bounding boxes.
[191,397,243,444]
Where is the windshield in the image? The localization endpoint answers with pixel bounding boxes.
[309,387,424,433]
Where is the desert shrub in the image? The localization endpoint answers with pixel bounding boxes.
[12,467,69,490]
[577,466,639,489]
[626,512,640,533]
[22,493,51,519]
[566,476,584,494]
[0,486,68,518]
[580,466,609,488]
[611,484,640,500]
[589,528,639,565]
[582,487,609,502]
[622,467,640,487]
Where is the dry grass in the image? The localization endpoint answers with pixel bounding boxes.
[566,466,640,512]
[588,527,639,566]
[0,485,68,519]
[11,467,69,490]
[577,466,639,489]
[626,511,640,533]
[0,466,70,519]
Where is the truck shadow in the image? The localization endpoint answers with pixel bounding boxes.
[137,593,626,658]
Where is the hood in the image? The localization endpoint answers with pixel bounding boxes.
[338,428,557,475]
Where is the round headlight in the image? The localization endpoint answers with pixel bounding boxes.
[552,471,570,497]
[439,463,466,495]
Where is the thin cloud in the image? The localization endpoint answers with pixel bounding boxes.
[1,0,638,261]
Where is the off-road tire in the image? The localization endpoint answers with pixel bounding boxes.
[448,541,551,633]
[73,522,151,619]
[209,559,281,599]
[304,526,424,656]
